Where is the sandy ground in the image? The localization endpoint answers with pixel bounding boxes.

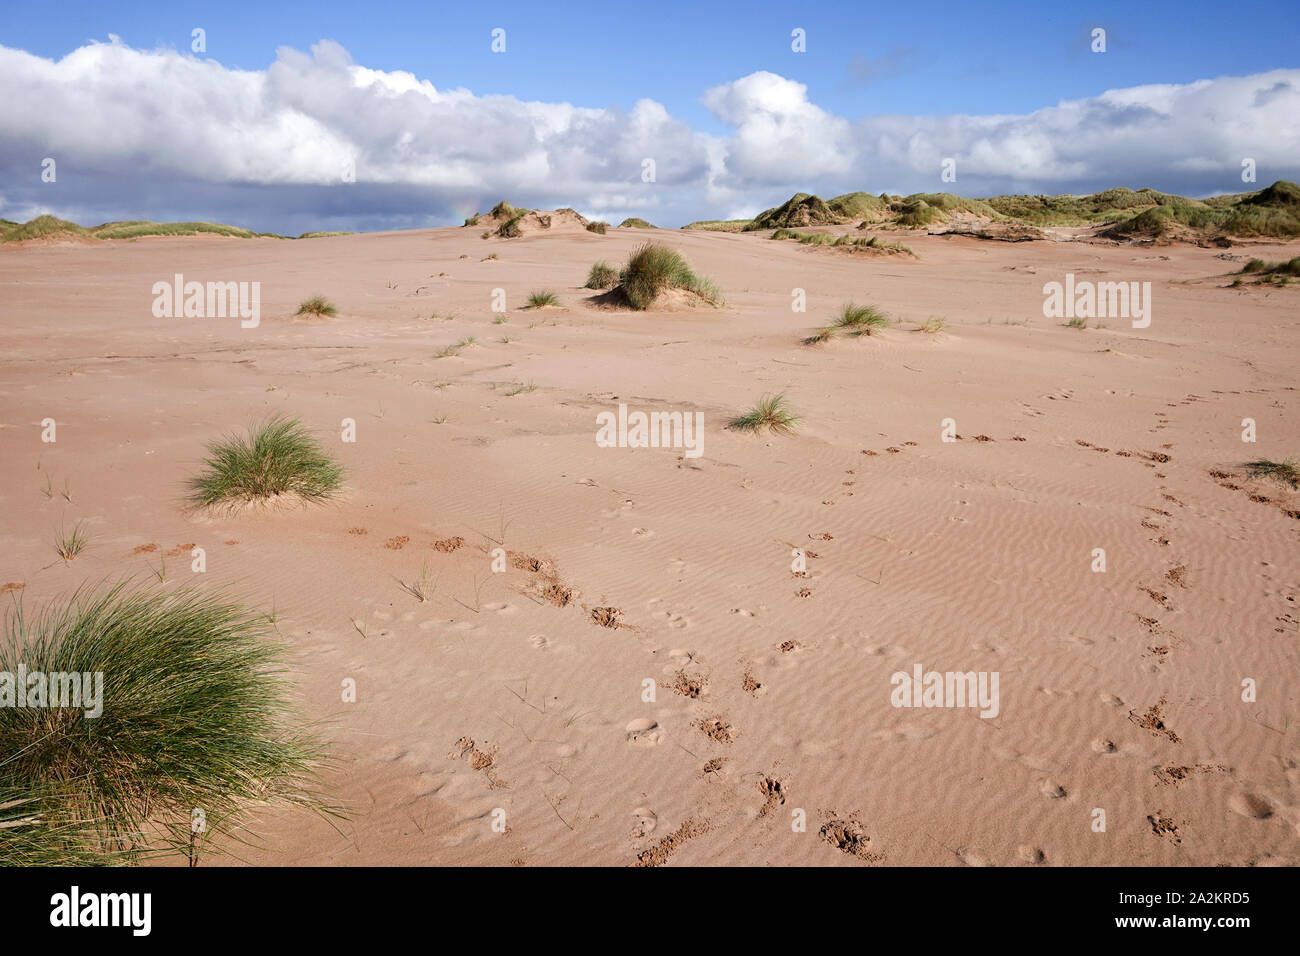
[1,222,1297,866]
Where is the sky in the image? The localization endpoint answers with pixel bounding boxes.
[1,0,1297,233]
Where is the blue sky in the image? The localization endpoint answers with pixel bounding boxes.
[1,1,1297,231]
[5,0,1295,120]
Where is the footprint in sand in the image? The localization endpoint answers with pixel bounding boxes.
[652,610,690,629]
[1228,792,1273,819]
[1017,845,1047,864]
[529,634,551,651]
[625,718,662,747]
[632,807,658,838]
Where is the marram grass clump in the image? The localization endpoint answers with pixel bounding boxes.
[616,242,721,310]
[296,296,336,317]
[1245,456,1299,488]
[804,303,890,344]
[728,393,800,435]
[584,261,620,290]
[0,583,330,861]
[189,416,343,509]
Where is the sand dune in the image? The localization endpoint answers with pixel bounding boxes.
[1,221,1296,866]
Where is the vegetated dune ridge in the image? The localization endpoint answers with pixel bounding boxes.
[0,217,1296,867]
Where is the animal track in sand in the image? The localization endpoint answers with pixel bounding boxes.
[1147,810,1182,844]
[631,807,658,838]
[541,582,573,607]
[1017,845,1047,864]
[508,550,551,574]
[590,606,623,628]
[1227,792,1274,819]
[0,582,24,595]
[670,670,706,699]
[632,817,709,867]
[129,543,159,555]
[819,814,883,862]
[1039,780,1068,799]
[384,535,410,550]
[742,666,763,696]
[651,609,690,629]
[695,716,734,743]
[451,736,507,789]
[431,535,464,552]
[528,634,551,650]
[1153,764,1229,786]
[1129,697,1182,743]
[758,776,787,816]
[779,639,803,654]
[1138,586,1173,610]
[625,718,661,747]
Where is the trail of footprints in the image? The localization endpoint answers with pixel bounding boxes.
[444,385,1288,863]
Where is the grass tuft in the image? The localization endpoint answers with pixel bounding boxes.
[54,522,87,562]
[805,303,890,343]
[0,583,329,861]
[1245,457,1300,488]
[616,242,722,310]
[525,290,560,309]
[296,296,336,317]
[188,417,343,509]
[728,393,801,435]
[584,262,620,290]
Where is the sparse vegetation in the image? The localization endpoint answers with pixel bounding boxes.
[0,215,299,243]
[496,215,524,239]
[918,316,947,334]
[770,228,914,256]
[398,559,438,603]
[729,394,801,435]
[1066,317,1087,329]
[619,217,654,229]
[584,261,620,290]
[296,296,337,317]
[525,290,559,309]
[681,219,752,232]
[1245,457,1300,489]
[804,303,891,344]
[614,242,721,310]
[188,416,343,509]
[1240,257,1300,277]
[586,221,608,235]
[0,583,328,861]
[54,522,86,562]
